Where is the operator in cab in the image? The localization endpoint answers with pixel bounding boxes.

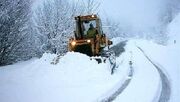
[87,23,98,38]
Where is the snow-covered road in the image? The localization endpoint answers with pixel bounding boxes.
[0,39,176,102]
[137,46,171,102]
[101,61,133,102]
[100,41,134,102]
[113,40,162,102]
[100,40,165,102]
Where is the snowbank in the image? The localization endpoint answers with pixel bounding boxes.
[0,51,129,102]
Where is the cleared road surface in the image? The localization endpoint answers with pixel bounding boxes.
[137,47,171,102]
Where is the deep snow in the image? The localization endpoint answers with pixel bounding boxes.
[0,50,130,102]
[1,38,177,102]
[0,25,180,102]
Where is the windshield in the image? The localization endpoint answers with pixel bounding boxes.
[75,19,98,39]
[82,20,96,37]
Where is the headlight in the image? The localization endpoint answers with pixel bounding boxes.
[71,41,76,46]
[87,39,91,43]
[92,15,94,18]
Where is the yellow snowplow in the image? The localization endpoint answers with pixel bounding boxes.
[68,14,113,56]
[51,14,116,74]
[68,14,116,71]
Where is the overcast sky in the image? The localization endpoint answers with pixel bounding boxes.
[100,0,167,32]
[33,0,168,32]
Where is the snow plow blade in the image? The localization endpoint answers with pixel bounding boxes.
[91,50,116,74]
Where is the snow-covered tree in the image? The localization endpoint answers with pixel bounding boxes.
[33,0,100,55]
[0,0,34,65]
[103,18,120,38]
[102,16,132,39]
[33,0,75,54]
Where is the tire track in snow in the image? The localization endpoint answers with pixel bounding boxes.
[101,61,133,102]
[101,41,134,102]
[137,47,171,102]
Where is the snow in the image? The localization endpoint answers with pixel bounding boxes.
[1,0,180,101]
[114,40,161,102]
[135,40,180,102]
[168,13,180,46]
[0,38,179,102]
[0,51,129,102]
[166,13,180,101]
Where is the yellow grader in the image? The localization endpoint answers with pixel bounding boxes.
[68,14,116,69]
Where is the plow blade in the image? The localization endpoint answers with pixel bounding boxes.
[91,50,116,74]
